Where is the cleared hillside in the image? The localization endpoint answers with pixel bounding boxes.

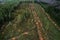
[0,2,60,40]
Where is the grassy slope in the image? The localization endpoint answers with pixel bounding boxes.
[40,2,60,26]
[34,3,60,40]
[0,3,39,40]
[0,2,60,40]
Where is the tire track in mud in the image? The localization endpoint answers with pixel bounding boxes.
[29,4,45,40]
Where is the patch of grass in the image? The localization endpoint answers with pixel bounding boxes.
[40,2,60,26]
[0,3,39,40]
[0,2,60,40]
[34,3,60,40]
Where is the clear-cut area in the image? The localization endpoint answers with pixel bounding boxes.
[0,0,60,40]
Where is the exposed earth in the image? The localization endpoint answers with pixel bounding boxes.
[0,2,60,40]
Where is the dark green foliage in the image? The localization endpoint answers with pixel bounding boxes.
[40,2,60,26]
[0,0,21,27]
[45,6,60,26]
[34,1,60,26]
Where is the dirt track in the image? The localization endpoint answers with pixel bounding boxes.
[29,4,45,40]
[28,3,60,40]
[1,3,60,40]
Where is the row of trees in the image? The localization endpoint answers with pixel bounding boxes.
[0,0,21,28]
